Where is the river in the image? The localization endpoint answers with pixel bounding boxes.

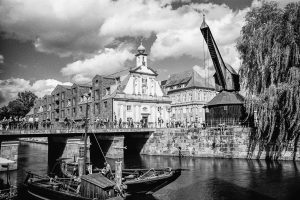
[1,142,300,200]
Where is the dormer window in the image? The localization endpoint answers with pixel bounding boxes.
[106,87,110,95]
[115,77,120,84]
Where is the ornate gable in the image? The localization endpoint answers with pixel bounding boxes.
[129,65,158,76]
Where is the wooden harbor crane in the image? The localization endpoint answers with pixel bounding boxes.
[200,15,245,126]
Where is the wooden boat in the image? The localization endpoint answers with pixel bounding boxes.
[24,171,123,200]
[59,161,181,195]
[0,157,17,200]
[120,168,181,195]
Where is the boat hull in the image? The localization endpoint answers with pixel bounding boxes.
[124,169,181,195]
[26,183,90,200]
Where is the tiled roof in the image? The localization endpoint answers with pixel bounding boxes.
[165,69,214,89]
[165,70,193,86]
[56,84,72,89]
[206,91,244,107]
[77,84,91,88]
[102,75,130,99]
[81,173,115,189]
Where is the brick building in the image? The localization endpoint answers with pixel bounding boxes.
[91,75,115,121]
[71,83,92,121]
[50,85,72,122]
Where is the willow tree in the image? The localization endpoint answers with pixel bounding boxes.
[237,2,300,160]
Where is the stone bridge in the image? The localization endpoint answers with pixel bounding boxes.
[0,128,157,172]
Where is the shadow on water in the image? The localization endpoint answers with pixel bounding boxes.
[125,194,159,200]
[207,177,275,200]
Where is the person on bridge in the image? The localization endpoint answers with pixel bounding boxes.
[119,118,122,128]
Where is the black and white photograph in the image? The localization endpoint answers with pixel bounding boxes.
[0,0,300,199]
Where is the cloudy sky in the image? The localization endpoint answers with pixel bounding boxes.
[0,0,296,106]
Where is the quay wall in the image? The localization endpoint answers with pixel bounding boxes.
[0,141,19,171]
[141,127,300,161]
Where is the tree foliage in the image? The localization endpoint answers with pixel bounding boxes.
[16,91,37,115]
[0,106,9,120]
[237,2,300,160]
[7,100,27,118]
[0,91,37,120]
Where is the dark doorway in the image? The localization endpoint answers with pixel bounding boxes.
[141,115,149,128]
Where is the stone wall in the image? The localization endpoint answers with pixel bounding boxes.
[0,141,19,171]
[62,138,90,163]
[141,127,300,161]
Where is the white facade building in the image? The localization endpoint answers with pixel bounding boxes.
[102,43,171,128]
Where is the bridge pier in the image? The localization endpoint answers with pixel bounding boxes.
[0,140,19,171]
[48,136,91,174]
[62,138,90,163]
[106,136,124,159]
[48,136,67,174]
[93,135,124,159]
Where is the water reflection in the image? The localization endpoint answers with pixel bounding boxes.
[1,142,300,200]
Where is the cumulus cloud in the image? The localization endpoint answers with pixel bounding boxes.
[0,0,113,57]
[0,54,4,64]
[0,78,72,106]
[1,0,254,75]
[151,3,247,70]
[61,44,135,83]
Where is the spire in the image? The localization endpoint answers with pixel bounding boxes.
[200,13,208,29]
[137,38,146,54]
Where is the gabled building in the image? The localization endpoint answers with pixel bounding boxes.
[102,43,172,127]
[163,69,217,126]
[91,75,115,121]
[42,95,52,121]
[71,83,92,121]
[50,85,72,122]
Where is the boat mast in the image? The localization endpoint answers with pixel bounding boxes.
[83,93,89,175]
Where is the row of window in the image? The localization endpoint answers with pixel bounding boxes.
[125,105,163,112]
[171,91,215,103]
[167,84,187,91]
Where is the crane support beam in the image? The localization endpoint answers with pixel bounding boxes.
[200,16,240,92]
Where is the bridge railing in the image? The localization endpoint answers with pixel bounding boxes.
[0,121,170,132]
[0,120,253,134]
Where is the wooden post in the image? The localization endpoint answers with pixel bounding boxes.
[115,161,122,189]
[78,157,84,176]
